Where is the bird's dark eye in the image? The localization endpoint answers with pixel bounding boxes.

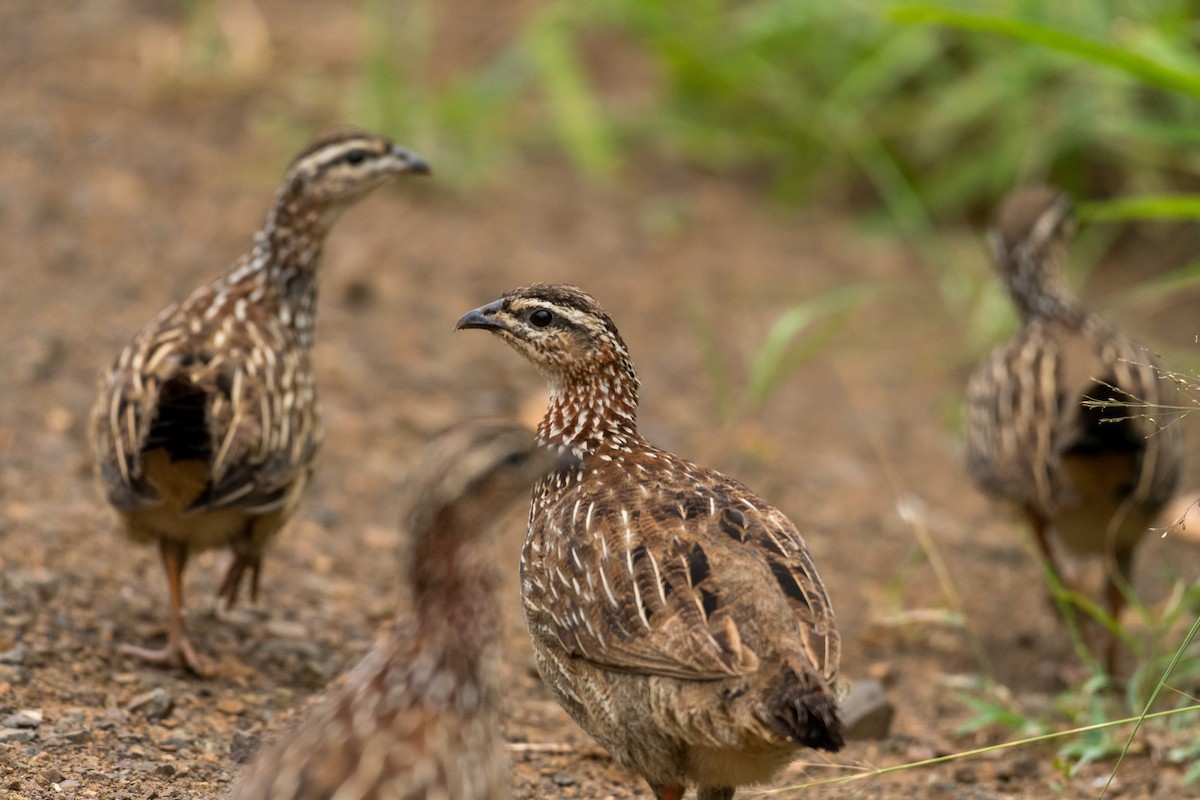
[503,450,530,467]
[529,309,554,328]
[343,149,368,166]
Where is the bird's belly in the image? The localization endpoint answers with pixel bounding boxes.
[685,742,795,788]
[117,450,252,551]
[1055,451,1153,556]
[528,631,797,788]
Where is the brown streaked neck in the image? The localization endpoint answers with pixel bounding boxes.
[225,181,332,348]
[537,358,642,457]
[261,180,334,291]
[1006,258,1083,324]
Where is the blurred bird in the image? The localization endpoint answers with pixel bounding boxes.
[229,422,568,800]
[965,186,1183,670]
[90,129,429,672]
[457,283,843,800]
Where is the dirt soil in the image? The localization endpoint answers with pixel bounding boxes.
[2,3,1199,799]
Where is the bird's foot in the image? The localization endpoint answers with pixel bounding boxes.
[217,554,261,610]
[119,637,206,676]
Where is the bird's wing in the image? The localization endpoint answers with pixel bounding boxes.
[91,303,191,510]
[185,303,319,514]
[530,467,837,682]
[1067,320,1183,506]
[91,294,318,514]
[964,320,1067,508]
[966,317,1183,511]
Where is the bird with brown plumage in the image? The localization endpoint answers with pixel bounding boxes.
[457,283,843,800]
[89,128,429,673]
[229,421,568,800]
[965,186,1183,672]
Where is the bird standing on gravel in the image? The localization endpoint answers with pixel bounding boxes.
[965,186,1183,670]
[89,129,429,673]
[457,284,844,800]
[229,422,567,800]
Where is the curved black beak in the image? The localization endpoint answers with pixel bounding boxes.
[455,299,507,332]
[392,145,431,175]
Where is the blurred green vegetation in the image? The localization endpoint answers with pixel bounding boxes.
[340,0,1200,344]
[352,0,1200,219]
[179,0,1200,237]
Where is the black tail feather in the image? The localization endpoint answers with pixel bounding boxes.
[767,668,845,752]
[144,378,210,462]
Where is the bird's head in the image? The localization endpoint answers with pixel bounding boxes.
[455,283,637,391]
[283,128,429,213]
[988,186,1075,278]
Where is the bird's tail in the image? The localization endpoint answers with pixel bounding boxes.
[764,666,845,752]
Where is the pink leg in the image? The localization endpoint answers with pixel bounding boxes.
[120,539,204,674]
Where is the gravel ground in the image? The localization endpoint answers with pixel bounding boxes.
[2,2,1199,798]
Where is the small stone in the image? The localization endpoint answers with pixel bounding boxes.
[551,771,577,787]
[0,727,35,743]
[216,698,246,715]
[2,708,43,728]
[229,730,262,765]
[154,763,176,777]
[41,769,64,784]
[341,278,377,309]
[0,665,31,685]
[61,730,91,744]
[842,678,895,740]
[0,644,29,665]
[265,620,308,640]
[127,687,173,720]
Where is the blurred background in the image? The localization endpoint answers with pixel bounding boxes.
[111,0,1200,353]
[1,1,1198,797]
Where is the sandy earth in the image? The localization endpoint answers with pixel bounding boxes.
[1,2,1198,798]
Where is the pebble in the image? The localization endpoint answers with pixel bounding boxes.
[551,771,577,787]
[229,729,262,764]
[127,688,173,720]
[0,726,35,743]
[842,678,894,740]
[13,334,63,384]
[264,620,308,640]
[0,664,30,685]
[0,644,30,665]
[44,407,74,434]
[2,708,43,728]
[216,698,246,715]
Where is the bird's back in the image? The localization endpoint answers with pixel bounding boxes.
[965,312,1181,552]
[229,622,510,800]
[524,444,843,786]
[91,278,319,532]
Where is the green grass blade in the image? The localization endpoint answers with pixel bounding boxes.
[1099,613,1200,798]
[523,8,619,179]
[889,5,1200,99]
[1119,259,1200,308]
[1080,195,1200,222]
[745,285,872,406]
[758,705,1200,793]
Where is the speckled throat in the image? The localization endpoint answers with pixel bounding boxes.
[214,178,332,350]
[537,347,641,458]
